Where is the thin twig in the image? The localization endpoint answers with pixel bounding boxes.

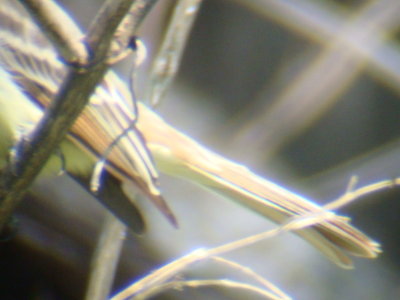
[146,0,203,107]
[112,176,391,299]
[110,249,209,300]
[110,0,157,62]
[324,178,400,211]
[211,256,290,300]
[87,0,159,63]
[110,215,314,299]
[0,0,158,232]
[133,279,286,300]
[85,213,127,300]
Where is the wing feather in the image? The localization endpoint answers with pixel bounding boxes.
[0,0,176,225]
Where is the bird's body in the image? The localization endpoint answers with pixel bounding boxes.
[0,0,380,268]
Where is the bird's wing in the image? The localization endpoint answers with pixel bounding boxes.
[0,0,176,225]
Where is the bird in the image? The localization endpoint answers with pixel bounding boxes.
[0,0,380,268]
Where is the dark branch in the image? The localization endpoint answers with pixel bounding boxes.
[87,0,159,63]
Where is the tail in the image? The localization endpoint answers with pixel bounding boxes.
[137,102,381,268]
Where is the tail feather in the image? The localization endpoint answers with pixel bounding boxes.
[137,102,381,268]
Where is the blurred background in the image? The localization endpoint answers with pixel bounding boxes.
[1,0,400,299]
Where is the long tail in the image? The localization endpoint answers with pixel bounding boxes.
[137,102,381,268]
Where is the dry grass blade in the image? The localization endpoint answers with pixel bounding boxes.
[110,249,209,300]
[131,279,286,300]
[211,257,290,300]
[112,177,390,299]
[324,178,400,211]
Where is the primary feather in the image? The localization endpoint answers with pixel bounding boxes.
[0,0,176,225]
[0,0,380,268]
